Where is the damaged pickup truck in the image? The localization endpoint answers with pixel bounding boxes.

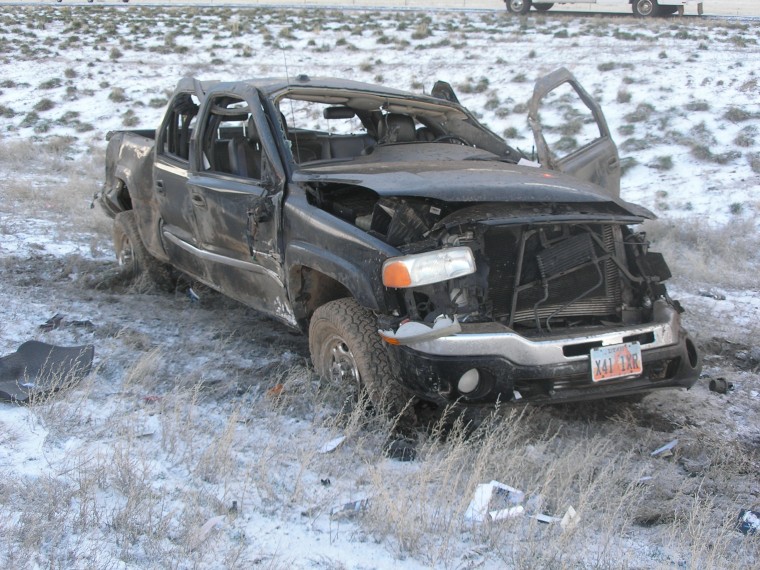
[97,68,700,413]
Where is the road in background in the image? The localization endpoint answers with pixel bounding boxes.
[2,1,759,17]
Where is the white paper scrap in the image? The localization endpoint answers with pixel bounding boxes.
[490,505,525,521]
[319,435,346,454]
[560,506,580,530]
[464,480,525,523]
[651,439,678,457]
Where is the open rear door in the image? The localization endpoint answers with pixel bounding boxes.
[529,68,621,199]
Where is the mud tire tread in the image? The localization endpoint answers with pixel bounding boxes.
[309,298,415,420]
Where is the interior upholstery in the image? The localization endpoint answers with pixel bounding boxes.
[377,113,416,143]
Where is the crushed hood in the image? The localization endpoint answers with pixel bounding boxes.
[295,158,654,219]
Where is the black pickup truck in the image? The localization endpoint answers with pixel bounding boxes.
[97,69,700,415]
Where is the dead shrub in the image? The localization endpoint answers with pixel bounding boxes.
[642,217,760,289]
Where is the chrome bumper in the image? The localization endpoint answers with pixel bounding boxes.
[406,300,680,367]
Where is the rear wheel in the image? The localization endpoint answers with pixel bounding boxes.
[533,3,554,11]
[506,0,532,15]
[309,298,416,423]
[632,0,659,17]
[113,211,175,292]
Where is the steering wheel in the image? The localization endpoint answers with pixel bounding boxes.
[433,135,470,145]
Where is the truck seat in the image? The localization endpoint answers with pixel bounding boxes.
[228,137,261,179]
[213,139,231,172]
[327,134,375,159]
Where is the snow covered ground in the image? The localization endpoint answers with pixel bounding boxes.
[0,5,758,568]
[5,0,760,18]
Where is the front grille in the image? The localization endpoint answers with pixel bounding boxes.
[485,224,622,326]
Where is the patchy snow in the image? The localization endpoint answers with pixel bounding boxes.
[0,5,758,568]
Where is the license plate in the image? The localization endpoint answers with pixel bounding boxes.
[590,342,643,382]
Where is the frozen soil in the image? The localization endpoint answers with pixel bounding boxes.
[0,5,758,568]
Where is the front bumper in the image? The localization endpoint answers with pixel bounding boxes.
[388,300,701,405]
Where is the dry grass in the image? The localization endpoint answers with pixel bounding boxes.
[4,358,757,568]
[0,137,108,235]
[643,217,760,290]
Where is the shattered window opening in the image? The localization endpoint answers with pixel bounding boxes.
[200,95,262,180]
[536,82,602,160]
[159,92,200,161]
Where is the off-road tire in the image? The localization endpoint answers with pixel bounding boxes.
[309,298,416,423]
[113,210,175,292]
[506,0,532,15]
[533,3,554,11]
[632,0,659,17]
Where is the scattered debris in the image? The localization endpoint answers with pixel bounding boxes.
[464,480,525,523]
[187,287,200,302]
[736,509,760,535]
[698,288,727,301]
[0,340,94,403]
[560,506,581,530]
[318,435,346,454]
[528,502,579,528]
[490,505,525,521]
[190,515,226,550]
[39,313,95,332]
[39,313,64,331]
[383,438,417,461]
[708,377,733,394]
[533,513,562,524]
[734,347,760,370]
[378,314,461,345]
[636,476,655,485]
[330,498,370,519]
[651,439,678,457]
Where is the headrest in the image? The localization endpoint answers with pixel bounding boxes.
[378,114,416,143]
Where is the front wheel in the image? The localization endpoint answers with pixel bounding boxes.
[506,0,532,15]
[309,298,415,422]
[533,3,554,11]
[632,0,659,17]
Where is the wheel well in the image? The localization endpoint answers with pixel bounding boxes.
[290,265,351,327]
[115,178,133,211]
